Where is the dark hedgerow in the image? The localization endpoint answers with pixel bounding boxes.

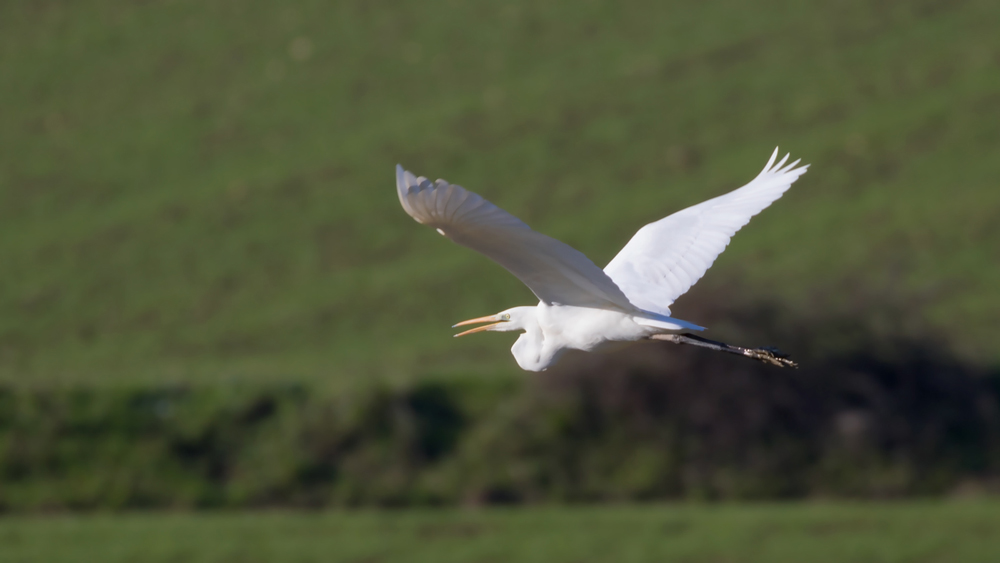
[1,312,998,511]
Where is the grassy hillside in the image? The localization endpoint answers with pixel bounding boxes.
[2,502,999,563]
[1,0,998,386]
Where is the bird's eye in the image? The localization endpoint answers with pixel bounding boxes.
[503,314,510,320]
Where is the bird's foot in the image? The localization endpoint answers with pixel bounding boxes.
[743,346,798,369]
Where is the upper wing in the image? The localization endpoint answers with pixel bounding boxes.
[603,149,809,315]
[396,165,636,311]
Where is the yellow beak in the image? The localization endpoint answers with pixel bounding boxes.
[452,315,502,337]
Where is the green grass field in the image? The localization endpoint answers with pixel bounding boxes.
[2,2,999,549]
[2,0,999,387]
[2,502,999,563]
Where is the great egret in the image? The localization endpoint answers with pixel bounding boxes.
[396,149,807,371]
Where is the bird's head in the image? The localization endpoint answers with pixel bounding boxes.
[452,307,533,337]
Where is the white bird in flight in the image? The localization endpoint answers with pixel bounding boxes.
[396,149,808,371]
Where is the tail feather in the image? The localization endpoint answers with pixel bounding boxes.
[635,315,705,332]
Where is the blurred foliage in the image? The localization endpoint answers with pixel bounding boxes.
[0,0,998,385]
[3,304,998,511]
[2,0,999,514]
[3,503,1000,563]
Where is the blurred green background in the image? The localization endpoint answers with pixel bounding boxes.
[2,0,999,559]
[2,0,998,387]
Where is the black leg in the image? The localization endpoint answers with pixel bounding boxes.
[650,333,798,368]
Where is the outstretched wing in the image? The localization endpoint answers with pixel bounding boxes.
[396,165,636,311]
[604,149,809,315]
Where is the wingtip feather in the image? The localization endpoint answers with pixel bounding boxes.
[777,158,802,174]
[765,147,779,170]
[774,152,790,170]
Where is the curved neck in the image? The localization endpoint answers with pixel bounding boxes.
[509,307,560,371]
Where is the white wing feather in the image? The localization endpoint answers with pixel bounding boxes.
[604,149,809,315]
[396,165,636,311]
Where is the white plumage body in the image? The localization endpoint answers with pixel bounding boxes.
[502,304,707,371]
[395,149,809,371]
[527,305,652,370]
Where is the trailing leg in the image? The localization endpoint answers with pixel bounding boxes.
[650,333,798,368]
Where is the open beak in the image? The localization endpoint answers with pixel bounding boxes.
[452,315,503,337]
